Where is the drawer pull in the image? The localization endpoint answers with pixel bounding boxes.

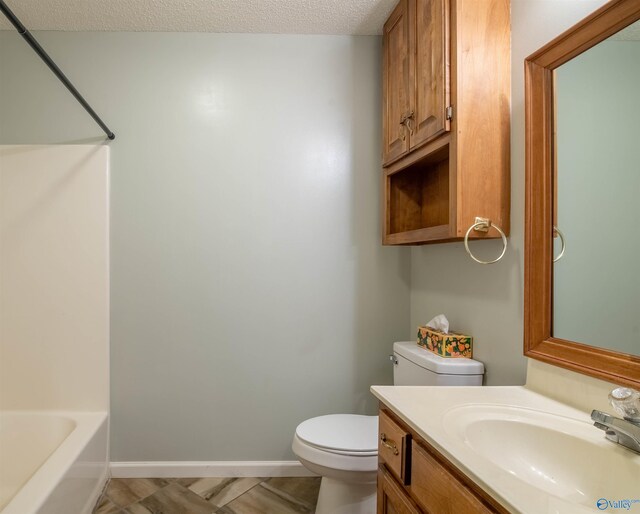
[380,432,399,455]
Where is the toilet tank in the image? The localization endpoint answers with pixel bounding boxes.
[392,341,484,386]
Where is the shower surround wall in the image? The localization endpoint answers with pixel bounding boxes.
[0,145,109,411]
[0,144,110,513]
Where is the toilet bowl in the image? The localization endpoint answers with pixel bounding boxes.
[292,341,485,513]
[292,414,378,514]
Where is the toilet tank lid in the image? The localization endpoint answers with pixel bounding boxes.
[394,341,484,375]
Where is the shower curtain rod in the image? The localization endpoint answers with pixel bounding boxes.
[0,0,115,140]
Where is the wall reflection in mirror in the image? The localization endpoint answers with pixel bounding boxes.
[553,20,640,355]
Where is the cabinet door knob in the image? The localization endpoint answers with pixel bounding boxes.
[399,123,406,141]
[405,117,414,135]
[380,432,400,455]
[399,111,414,136]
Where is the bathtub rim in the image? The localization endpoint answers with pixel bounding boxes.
[1,410,108,514]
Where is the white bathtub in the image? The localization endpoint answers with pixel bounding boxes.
[0,411,108,514]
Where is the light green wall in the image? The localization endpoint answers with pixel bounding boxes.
[0,0,615,461]
[554,40,640,354]
[409,0,607,385]
[0,33,411,461]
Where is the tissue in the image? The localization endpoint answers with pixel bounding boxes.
[426,314,449,334]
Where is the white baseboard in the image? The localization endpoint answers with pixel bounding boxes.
[110,461,316,479]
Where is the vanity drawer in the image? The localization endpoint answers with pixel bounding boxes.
[378,409,411,483]
[409,442,498,514]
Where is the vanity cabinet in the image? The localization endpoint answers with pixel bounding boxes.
[382,0,510,245]
[377,406,508,514]
[378,466,422,514]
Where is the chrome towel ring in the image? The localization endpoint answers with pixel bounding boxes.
[553,225,566,262]
[464,217,508,265]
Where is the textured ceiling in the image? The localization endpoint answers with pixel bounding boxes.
[0,0,397,35]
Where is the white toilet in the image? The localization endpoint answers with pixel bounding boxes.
[292,341,484,514]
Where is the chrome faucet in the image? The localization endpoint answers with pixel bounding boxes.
[591,387,640,454]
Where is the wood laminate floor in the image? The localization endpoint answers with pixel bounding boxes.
[93,477,321,514]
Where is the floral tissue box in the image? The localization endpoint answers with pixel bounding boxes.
[417,326,473,358]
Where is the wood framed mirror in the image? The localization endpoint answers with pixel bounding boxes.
[525,0,640,388]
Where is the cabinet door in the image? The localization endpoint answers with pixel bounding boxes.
[383,0,412,165]
[377,467,422,514]
[410,0,450,149]
[409,442,496,514]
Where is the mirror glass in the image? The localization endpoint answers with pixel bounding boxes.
[553,20,640,355]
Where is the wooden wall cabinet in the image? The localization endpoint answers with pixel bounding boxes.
[383,0,450,164]
[382,0,510,245]
[377,406,509,514]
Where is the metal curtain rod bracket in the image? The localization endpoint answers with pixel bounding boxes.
[0,0,115,140]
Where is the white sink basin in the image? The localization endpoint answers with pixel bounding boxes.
[442,405,640,507]
[370,386,640,513]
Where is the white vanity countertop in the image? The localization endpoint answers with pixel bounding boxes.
[370,385,640,514]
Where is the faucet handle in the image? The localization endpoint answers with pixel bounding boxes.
[609,387,640,422]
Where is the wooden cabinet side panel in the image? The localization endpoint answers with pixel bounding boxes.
[453,0,511,237]
[421,159,450,229]
[411,0,451,149]
[383,0,412,165]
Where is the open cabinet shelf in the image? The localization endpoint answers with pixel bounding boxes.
[384,143,451,245]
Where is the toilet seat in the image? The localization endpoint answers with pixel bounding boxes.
[292,414,379,476]
[295,414,378,456]
[292,434,378,474]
